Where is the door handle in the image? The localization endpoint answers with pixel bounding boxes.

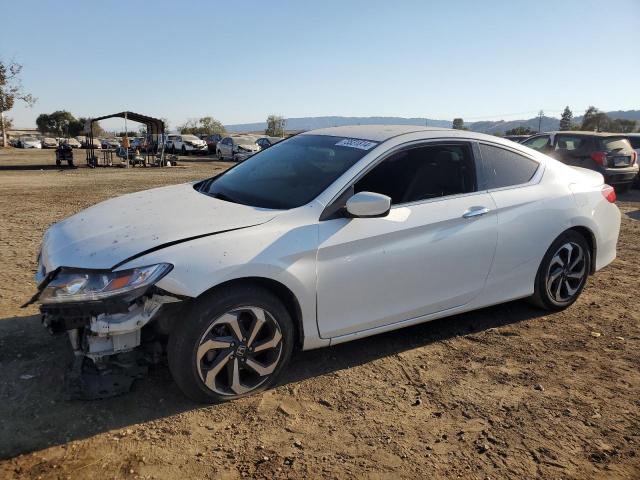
[462,206,490,218]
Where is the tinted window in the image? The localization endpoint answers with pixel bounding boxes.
[522,135,550,151]
[600,137,633,153]
[480,144,538,189]
[198,135,376,209]
[554,135,589,152]
[627,137,640,149]
[354,144,475,205]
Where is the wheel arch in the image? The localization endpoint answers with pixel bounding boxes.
[197,277,304,349]
[567,225,597,274]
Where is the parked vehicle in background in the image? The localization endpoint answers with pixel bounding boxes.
[504,135,531,143]
[130,137,145,150]
[625,133,640,189]
[256,136,284,150]
[76,136,88,148]
[522,131,638,192]
[165,134,179,152]
[217,136,260,161]
[101,138,121,149]
[83,138,101,149]
[172,134,208,155]
[31,125,621,402]
[62,138,82,148]
[203,134,223,153]
[17,136,42,148]
[41,137,59,149]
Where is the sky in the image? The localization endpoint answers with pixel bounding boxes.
[2,0,639,131]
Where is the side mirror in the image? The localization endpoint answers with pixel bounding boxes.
[345,191,391,218]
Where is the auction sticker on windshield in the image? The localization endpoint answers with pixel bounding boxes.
[335,138,378,150]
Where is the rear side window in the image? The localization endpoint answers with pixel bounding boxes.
[600,137,632,153]
[554,135,588,152]
[480,144,539,189]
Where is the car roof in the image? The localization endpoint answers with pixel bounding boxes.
[301,125,451,142]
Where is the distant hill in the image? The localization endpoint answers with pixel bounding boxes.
[225,110,639,134]
[469,117,559,134]
[226,116,451,133]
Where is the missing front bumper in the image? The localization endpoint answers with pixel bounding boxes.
[41,291,184,399]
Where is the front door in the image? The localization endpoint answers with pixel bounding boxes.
[316,142,498,338]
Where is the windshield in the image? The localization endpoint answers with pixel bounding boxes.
[197,134,378,209]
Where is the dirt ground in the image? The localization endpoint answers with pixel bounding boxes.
[0,148,639,480]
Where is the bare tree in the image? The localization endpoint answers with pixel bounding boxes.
[0,59,36,147]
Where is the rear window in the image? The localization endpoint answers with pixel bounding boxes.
[599,137,632,152]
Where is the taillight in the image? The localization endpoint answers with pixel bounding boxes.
[632,151,637,165]
[591,151,607,165]
[601,184,616,203]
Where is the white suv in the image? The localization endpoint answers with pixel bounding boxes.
[171,134,208,155]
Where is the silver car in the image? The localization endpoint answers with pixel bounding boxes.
[216,136,260,162]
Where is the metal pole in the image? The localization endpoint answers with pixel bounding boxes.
[125,112,129,168]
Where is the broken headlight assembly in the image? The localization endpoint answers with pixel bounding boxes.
[39,263,173,304]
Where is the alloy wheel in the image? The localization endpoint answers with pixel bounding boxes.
[545,242,586,303]
[196,307,283,396]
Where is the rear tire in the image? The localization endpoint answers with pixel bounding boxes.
[530,230,591,311]
[168,285,295,403]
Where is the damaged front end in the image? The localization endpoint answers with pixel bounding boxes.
[28,262,188,399]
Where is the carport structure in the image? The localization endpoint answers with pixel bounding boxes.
[85,111,168,167]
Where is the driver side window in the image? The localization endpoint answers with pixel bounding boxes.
[354,143,476,205]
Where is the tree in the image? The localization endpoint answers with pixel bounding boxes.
[161,117,170,133]
[78,117,104,137]
[199,116,226,135]
[581,106,610,132]
[452,118,466,130]
[36,110,75,136]
[178,118,199,134]
[609,118,637,133]
[178,117,226,135]
[559,106,573,131]
[0,59,37,146]
[265,115,286,136]
[505,126,535,136]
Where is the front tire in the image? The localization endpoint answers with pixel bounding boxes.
[168,285,295,403]
[530,230,591,311]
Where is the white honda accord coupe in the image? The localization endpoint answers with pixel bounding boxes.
[30,125,620,402]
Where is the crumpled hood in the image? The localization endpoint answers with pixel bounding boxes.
[41,183,278,271]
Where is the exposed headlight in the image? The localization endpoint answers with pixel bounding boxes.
[38,263,172,304]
